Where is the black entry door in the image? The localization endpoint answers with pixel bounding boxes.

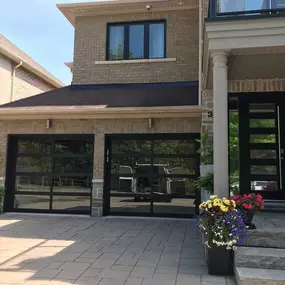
[4,135,94,214]
[238,95,285,200]
[104,134,200,218]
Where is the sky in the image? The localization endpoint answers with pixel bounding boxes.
[0,0,95,85]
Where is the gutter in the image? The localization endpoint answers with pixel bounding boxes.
[10,61,23,102]
[0,105,203,120]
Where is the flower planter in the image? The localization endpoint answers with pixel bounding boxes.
[206,245,233,275]
[242,210,256,230]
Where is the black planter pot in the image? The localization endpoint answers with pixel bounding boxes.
[206,245,233,275]
[243,210,256,230]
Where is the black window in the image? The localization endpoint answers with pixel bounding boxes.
[107,21,166,61]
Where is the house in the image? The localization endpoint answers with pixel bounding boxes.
[0,34,64,104]
[0,0,201,218]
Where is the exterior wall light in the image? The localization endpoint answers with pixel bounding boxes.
[148,118,154,128]
[146,5,152,10]
[46,119,52,129]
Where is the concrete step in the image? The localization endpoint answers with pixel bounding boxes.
[235,247,285,270]
[235,267,285,285]
[244,228,285,248]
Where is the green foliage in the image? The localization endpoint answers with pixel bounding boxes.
[197,129,213,165]
[192,172,214,194]
[108,45,143,60]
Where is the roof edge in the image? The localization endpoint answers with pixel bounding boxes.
[57,0,198,27]
[0,45,64,88]
[0,105,203,120]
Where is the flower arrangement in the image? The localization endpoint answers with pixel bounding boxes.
[231,193,264,212]
[198,195,247,250]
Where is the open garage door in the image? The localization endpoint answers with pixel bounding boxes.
[104,134,200,218]
[4,135,94,215]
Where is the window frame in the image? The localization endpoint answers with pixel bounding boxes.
[106,20,167,61]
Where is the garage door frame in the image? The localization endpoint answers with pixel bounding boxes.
[4,134,94,215]
[103,133,201,218]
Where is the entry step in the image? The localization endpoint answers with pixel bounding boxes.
[235,247,285,270]
[244,228,285,248]
[235,267,285,285]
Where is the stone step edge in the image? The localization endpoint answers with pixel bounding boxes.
[235,267,285,285]
[236,246,285,257]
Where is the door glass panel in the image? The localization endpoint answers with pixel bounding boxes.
[52,176,91,193]
[75,158,93,173]
[251,165,277,175]
[18,140,52,154]
[15,176,51,193]
[112,140,152,155]
[54,140,74,154]
[110,196,150,214]
[14,195,50,209]
[153,158,196,175]
[251,181,277,191]
[73,140,93,154]
[154,140,196,155]
[152,177,195,195]
[52,196,90,212]
[153,198,195,215]
[249,103,275,113]
[250,119,275,128]
[250,150,276,159]
[129,25,144,59]
[111,157,151,174]
[54,158,74,173]
[250,134,276,143]
[16,157,52,173]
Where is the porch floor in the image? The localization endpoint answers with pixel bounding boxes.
[254,212,285,229]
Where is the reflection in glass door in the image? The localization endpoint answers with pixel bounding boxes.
[105,134,200,218]
[238,97,284,199]
[5,135,94,214]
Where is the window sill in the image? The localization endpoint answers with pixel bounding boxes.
[94,58,177,65]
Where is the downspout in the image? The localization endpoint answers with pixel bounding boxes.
[198,0,203,106]
[10,61,23,102]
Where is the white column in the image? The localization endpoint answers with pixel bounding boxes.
[212,51,229,198]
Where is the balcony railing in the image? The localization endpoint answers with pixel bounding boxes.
[208,0,285,18]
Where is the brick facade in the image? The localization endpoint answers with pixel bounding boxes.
[0,117,201,216]
[72,9,199,84]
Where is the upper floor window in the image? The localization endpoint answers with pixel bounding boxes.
[107,21,166,61]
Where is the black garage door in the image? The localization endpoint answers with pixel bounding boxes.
[4,135,94,215]
[104,134,200,218]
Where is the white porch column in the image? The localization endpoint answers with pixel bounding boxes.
[212,51,229,198]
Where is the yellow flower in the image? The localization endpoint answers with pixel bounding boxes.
[210,195,217,199]
[223,198,231,206]
[220,205,228,212]
[231,200,236,207]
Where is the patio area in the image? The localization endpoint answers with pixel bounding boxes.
[0,214,235,285]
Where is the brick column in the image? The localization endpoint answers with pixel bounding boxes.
[91,179,103,217]
[91,133,105,217]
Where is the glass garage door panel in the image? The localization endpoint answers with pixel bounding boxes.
[108,135,200,217]
[11,136,94,214]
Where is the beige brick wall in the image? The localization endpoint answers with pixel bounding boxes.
[13,66,55,101]
[0,117,201,179]
[72,9,199,84]
[0,54,55,104]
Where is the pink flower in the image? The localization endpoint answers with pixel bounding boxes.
[247,204,253,210]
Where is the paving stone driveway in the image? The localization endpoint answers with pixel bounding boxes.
[0,214,235,285]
